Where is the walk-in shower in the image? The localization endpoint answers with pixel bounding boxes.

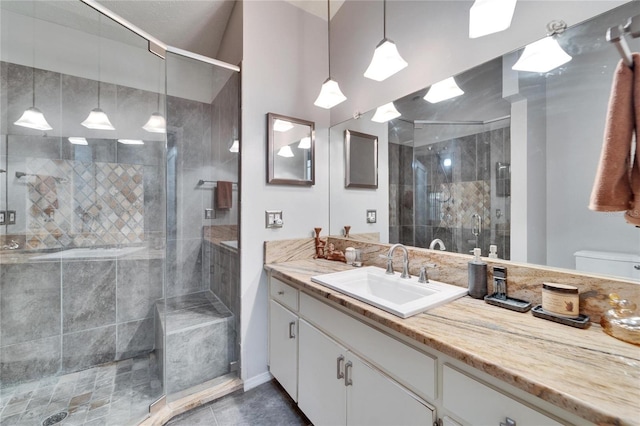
[0,1,240,424]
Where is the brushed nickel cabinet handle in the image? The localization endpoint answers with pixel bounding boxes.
[288,321,296,339]
[278,290,285,295]
[336,355,345,379]
[344,361,353,386]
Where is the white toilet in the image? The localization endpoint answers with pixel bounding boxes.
[574,250,640,281]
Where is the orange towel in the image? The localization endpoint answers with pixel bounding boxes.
[589,53,640,226]
[627,54,640,225]
[215,181,233,210]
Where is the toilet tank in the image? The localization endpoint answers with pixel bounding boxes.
[574,250,640,281]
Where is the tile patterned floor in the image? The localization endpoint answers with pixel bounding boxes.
[0,353,162,426]
[166,380,310,426]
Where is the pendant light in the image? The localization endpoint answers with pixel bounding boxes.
[229,139,239,153]
[371,102,401,123]
[273,119,294,132]
[469,0,517,39]
[68,137,88,145]
[14,6,53,132]
[82,14,115,130]
[277,145,295,157]
[143,61,166,133]
[298,136,311,149]
[364,0,408,82]
[424,77,465,103]
[512,20,572,73]
[314,0,347,109]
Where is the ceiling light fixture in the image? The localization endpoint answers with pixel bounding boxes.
[314,0,347,109]
[512,20,572,73]
[277,145,295,157]
[364,0,408,81]
[371,102,401,123]
[298,136,311,149]
[424,76,465,103]
[229,139,239,153]
[469,0,517,39]
[68,137,88,145]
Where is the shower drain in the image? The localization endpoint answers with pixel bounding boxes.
[42,411,68,426]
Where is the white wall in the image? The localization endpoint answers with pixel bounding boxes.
[329,0,628,126]
[329,109,389,238]
[240,0,329,388]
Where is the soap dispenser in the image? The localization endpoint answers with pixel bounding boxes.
[468,248,487,299]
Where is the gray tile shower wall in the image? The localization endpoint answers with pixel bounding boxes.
[0,258,163,385]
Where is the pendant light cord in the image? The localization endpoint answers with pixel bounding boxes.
[327,0,331,77]
[383,0,387,39]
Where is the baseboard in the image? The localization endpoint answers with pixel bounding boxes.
[243,371,273,391]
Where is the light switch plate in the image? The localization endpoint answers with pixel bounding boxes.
[265,210,283,228]
[366,209,377,223]
[204,208,214,219]
[6,211,15,225]
[0,211,5,225]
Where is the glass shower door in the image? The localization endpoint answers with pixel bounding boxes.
[162,51,240,401]
[0,2,167,424]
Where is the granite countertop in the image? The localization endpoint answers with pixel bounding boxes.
[264,259,640,426]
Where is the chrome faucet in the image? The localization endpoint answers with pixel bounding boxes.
[383,243,410,278]
[429,238,446,251]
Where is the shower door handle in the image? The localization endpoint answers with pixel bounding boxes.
[472,214,482,236]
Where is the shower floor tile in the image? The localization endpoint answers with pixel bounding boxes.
[0,353,161,426]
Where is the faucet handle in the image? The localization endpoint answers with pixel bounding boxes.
[379,254,394,275]
[418,263,437,284]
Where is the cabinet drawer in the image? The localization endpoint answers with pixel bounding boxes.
[271,277,299,311]
[300,292,436,401]
[443,365,561,426]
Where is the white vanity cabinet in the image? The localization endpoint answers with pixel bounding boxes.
[298,319,435,426]
[268,274,569,426]
[268,278,299,401]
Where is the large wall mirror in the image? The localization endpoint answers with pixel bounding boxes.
[267,112,315,185]
[328,2,640,281]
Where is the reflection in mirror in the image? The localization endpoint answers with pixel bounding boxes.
[329,2,640,281]
[267,113,315,185]
[345,130,378,189]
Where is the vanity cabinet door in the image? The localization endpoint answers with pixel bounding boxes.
[346,353,436,426]
[268,300,298,401]
[298,319,347,426]
[443,365,562,426]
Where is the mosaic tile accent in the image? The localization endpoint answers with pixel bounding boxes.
[439,180,491,229]
[25,159,144,249]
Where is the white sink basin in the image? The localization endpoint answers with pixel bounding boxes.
[311,266,468,318]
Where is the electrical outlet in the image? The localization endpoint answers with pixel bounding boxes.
[0,211,5,225]
[265,210,283,228]
[366,209,377,223]
[204,208,214,219]
[6,211,15,225]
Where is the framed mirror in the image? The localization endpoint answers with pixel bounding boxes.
[267,112,315,185]
[345,130,378,189]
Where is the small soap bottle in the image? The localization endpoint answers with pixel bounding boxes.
[468,248,488,299]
